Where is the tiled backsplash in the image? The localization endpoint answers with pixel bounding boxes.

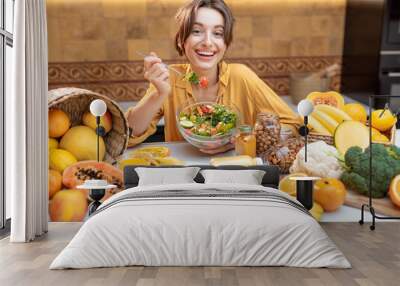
[47,0,345,100]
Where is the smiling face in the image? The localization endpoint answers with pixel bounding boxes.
[183,7,227,73]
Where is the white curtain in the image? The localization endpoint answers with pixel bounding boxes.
[7,0,48,242]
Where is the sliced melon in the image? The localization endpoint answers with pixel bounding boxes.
[334,120,370,155]
[306,91,345,109]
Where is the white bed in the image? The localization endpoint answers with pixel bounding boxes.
[50,179,351,269]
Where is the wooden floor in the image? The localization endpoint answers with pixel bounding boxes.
[0,222,399,286]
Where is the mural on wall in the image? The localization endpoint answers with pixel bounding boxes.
[47,0,345,101]
[47,0,400,223]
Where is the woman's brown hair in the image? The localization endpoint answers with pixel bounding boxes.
[175,0,235,56]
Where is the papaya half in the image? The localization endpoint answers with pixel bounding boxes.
[306,91,345,109]
[63,160,124,201]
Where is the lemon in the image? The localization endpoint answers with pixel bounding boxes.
[48,138,59,150]
[371,109,397,132]
[49,149,77,173]
[279,173,308,196]
[310,202,324,221]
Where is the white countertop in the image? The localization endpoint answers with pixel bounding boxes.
[126,141,376,223]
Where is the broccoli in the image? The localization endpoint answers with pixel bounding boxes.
[340,144,400,198]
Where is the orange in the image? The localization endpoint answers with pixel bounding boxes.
[389,174,400,208]
[314,178,347,212]
[49,169,62,199]
[371,109,397,132]
[343,103,367,123]
[48,109,71,138]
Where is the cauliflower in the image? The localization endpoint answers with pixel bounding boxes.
[289,141,344,178]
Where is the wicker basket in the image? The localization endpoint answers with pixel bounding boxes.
[308,124,396,146]
[289,73,330,105]
[48,87,129,163]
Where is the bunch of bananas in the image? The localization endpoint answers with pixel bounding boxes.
[308,104,352,136]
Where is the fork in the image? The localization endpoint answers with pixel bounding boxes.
[136,51,183,76]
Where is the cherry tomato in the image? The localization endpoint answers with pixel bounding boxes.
[199,76,208,89]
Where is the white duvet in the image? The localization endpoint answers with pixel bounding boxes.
[50,183,351,269]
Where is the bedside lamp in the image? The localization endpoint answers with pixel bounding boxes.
[290,99,319,211]
[77,99,116,216]
[90,99,107,162]
[297,99,314,162]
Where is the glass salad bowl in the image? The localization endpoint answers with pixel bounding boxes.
[176,102,239,150]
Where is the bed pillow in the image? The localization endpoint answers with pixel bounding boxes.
[136,167,201,186]
[200,169,266,185]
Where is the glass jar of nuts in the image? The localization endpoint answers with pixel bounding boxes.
[262,137,305,174]
[254,112,281,156]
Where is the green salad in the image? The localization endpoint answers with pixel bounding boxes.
[178,104,237,137]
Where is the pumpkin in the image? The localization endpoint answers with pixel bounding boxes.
[306,91,345,109]
[334,120,369,155]
[314,178,347,212]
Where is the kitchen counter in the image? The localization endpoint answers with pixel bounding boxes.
[125,141,379,223]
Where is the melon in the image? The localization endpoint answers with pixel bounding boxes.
[334,120,369,155]
[60,125,106,161]
[306,91,345,109]
[63,160,124,201]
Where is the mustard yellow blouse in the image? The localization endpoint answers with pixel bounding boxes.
[126,61,302,147]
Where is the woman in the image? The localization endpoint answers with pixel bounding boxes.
[126,0,301,154]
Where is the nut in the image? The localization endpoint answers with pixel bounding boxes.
[255,113,281,156]
[263,138,304,174]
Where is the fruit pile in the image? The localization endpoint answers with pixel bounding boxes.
[48,108,123,222]
[306,91,396,155]
[282,91,400,214]
[279,173,347,221]
[118,146,184,171]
